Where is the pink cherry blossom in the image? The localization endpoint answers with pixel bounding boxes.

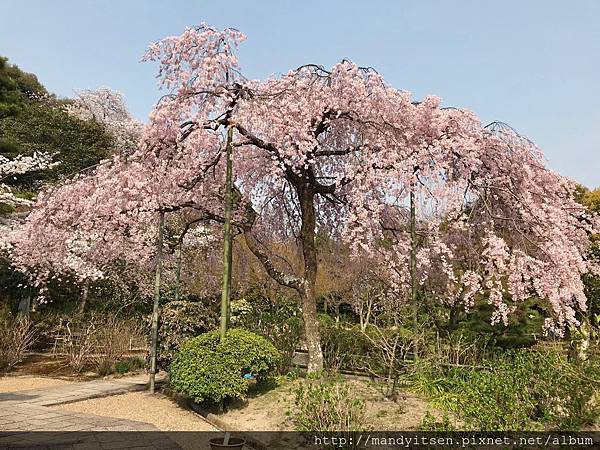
[11,24,598,368]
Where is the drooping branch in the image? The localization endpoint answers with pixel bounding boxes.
[242,231,303,292]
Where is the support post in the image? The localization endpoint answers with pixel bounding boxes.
[220,126,234,340]
[175,240,182,302]
[149,210,164,394]
[410,182,418,362]
[17,286,31,317]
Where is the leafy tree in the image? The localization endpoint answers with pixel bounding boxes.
[574,186,600,319]
[0,56,47,118]
[577,185,600,214]
[1,104,114,186]
[0,56,115,192]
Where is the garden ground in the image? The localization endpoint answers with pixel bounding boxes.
[0,359,451,436]
[220,377,446,431]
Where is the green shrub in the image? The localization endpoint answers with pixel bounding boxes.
[412,346,600,430]
[293,374,368,432]
[115,356,145,375]
[231,292,303,374]
[128,355,146,370]
[169,328,280,404]
[158,300,217,368]
[319,320,373,372]
[319,320,419,381]
[0,202,15,215]
[420,411,456,431]
[115,360,130,374]
[317,312,336,328]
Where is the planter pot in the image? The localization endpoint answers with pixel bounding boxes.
[208,437,246,450]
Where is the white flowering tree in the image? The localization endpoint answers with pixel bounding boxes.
[0,152,57,251]
[67,87,142,157]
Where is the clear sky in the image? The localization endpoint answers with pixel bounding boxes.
[1,0,598,187]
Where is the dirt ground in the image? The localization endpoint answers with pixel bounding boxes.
[221,377,448,431]
[10,353,97,379]
[0,374,73,392]
[10,352,146,381]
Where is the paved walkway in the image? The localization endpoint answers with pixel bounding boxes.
[0,373,162,407]
[0,373,181,449]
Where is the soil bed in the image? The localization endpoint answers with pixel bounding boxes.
[9,352,146,381]
[10,352,96,379]
[220,378,448,431]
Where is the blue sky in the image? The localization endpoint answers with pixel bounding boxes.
[1,0,598,187]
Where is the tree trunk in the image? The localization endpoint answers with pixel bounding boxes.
[298,185,324,372]
[78,281,89,314]
[175,241,182,302]
[448,305,459,331]
[359,302,364,332]
[359,292,373,332]
[17,288,31,317]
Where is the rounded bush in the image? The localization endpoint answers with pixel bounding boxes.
[169,328,280,404]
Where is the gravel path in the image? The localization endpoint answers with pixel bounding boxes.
[0,374,191,448]
[0,374,167,429]
[55,392,217,449]
[0,375,72,392]
[54,391,216,432]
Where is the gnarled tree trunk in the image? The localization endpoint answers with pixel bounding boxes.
[298,184,324,372]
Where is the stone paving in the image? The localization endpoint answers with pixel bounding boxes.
[0,373,181,449]
[0,373,162,407]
